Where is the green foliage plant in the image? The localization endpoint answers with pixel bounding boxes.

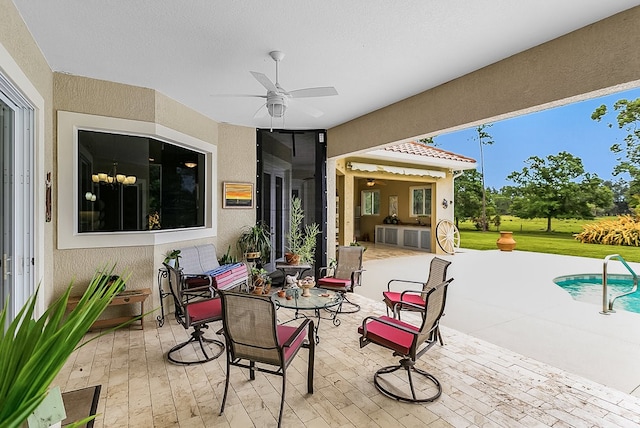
[0,266,128,428]
[286,196,321,264]
[218,245,237,265]
[163,249,181,268]
[237,221,272,264]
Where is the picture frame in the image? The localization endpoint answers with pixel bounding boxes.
[223,182,254,209]
[389,195,398,216]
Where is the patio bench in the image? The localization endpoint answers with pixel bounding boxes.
[157,244,249,326]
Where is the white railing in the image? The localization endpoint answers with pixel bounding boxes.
[601,254,638,314]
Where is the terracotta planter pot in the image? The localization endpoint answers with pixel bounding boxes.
[497,231,516,251]
[284,252,300,265]
[252,285,264,295]
[244,251,261,260]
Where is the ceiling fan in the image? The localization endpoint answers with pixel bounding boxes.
[366,178,387,187]
[232,51,338,123]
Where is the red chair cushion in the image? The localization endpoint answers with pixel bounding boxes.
[187,297,222,324]
[318,277,351,291]
[277,324,307,363]
[358,316,418,356]
[382,291,425,310]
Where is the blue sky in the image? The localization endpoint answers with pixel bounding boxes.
[435,87,640,190]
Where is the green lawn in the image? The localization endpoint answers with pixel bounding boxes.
[457,216,640,263]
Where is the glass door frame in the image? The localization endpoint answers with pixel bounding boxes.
[0,71,36,326]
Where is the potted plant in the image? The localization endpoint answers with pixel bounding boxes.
[237,222,272,264]
[250,267,271,294]
[218,245,237,265]
[0,266,128,428]
[285,196,321,265]
[163,249,181,268]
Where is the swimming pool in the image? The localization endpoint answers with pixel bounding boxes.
[553,274,640,314]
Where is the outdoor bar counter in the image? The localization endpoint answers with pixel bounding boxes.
[374,224,431,252]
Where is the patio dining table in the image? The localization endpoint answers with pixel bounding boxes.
[272,287,342,344]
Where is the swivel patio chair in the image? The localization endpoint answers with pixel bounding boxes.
[359,278,453,403]
[164,263,224,365]
[218,291,315,428]
[382,257,451,344]
[317,245,365,313]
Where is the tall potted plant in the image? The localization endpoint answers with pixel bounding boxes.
[236,221,272,265]
[0,266,128,428]
[285,196,320,265]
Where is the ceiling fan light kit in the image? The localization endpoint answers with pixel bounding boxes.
[233,50,338,123]
[266,93,287,118]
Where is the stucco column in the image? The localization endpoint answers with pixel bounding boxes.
[342,175,355,246]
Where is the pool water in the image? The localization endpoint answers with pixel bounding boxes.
[553,274,640,314]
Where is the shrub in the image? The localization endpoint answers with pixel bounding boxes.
[574,215,640,246]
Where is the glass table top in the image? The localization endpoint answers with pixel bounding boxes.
[272,287,341,310]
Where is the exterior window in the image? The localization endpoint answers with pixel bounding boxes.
[361,190,380,216]
[410,186,432,217]
[78,130,205,232]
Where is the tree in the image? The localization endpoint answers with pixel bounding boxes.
[592,97,640,176]
[507,151,613,232]
[453,169,483,227]
[418,136,437,146]
[474,124,494,231]
[603,179,630,215]
[592,97,640,211]
[492,187,514,216]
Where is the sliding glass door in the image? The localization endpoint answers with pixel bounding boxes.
[0,74,35,326]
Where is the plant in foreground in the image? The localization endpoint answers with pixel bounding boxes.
[0,266,129,428]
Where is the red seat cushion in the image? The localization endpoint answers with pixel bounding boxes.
[383,291,425,310]
[277,324,307,363]
[186,298,222,324]
[318,277,351,291]
[358,316,418,355]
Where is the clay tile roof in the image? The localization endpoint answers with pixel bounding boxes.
[385,141,476,164]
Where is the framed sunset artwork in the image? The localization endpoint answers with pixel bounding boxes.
[223,182,254,208]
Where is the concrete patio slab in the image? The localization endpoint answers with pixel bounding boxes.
[358,246,640,397]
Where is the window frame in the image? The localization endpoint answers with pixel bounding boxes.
[77,129,206,233]
[361,189,381,216]
[409,185,432,217]
[58,111,217,249]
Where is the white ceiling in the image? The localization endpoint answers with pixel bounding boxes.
[12,1,640,131]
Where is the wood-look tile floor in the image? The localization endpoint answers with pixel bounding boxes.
[55,292,640,428]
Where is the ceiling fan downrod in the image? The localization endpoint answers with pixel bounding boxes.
[269,51,285,88]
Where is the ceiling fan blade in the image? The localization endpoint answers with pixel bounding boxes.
[250,71,278,92]
[289,86,338,98]
[210,93,266,98]
[289,99,323,118]
[253,103,268,118]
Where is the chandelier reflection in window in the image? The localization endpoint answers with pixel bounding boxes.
[91,162,137,186]
[86,162,136,201]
